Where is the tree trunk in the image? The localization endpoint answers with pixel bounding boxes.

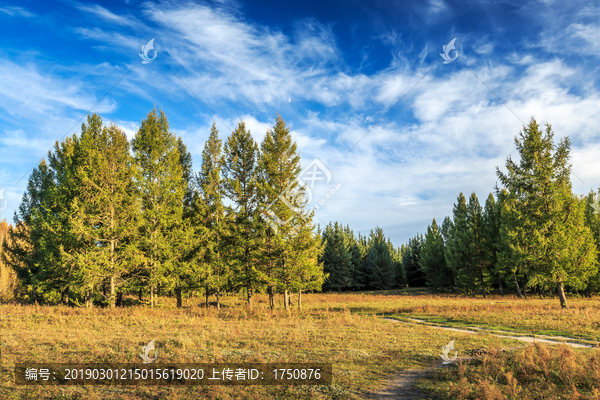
[479,266,486,298]
[499,280,504,297]
[103,282,107,298]
[513,273,522,298]
[62,286,70,306]
[284,290,289,310]
[86,289,93,308]
[557,281,568,308]
[110,276,116,308]
[150,285,154,307]
[216,290,220,310]
[288,292,294,308]
[298,290,302,310]
[247,285,253,309]
[205,286,209,308]
[176,285,182,308]
[117,291,123,307]
[139,288,143,301]
[268,286,275,310]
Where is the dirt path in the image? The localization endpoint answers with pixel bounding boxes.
[385,317,597,348]
[366,358,472,400]
[365,317,598,399]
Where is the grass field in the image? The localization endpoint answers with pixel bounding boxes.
[1,290,599,399]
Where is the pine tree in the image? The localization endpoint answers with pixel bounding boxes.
[320,222,353,291]
[445,193,475,295]
[366,227,396,289]
[584,190,600,294]
[223,121,262,308]
[196,123,230,309]
[420,218,452,290]
[402,234,425,287]
[496,118,597,307]
[466,192,490,298]
[3,160,54,304]
[257,115,325,309]
[66,120,141,308]
[351,233,369,289]
[482,193,505,296]
[132,108,187,307]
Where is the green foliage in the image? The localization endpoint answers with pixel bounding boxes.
[496,118,598,306]
[419,218,452,289]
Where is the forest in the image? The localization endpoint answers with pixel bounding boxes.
[321,119,600,308]
[1,113,598,309]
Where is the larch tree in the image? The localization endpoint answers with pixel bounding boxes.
[66,120,141,308]
[420,218,452,290]
[466,192,490,298]
[223,121,262,309]
[132,108,187,308]
[196,123,231,309]
[496,118,597,308]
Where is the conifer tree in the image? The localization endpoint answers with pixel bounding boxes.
[132,108,187,307]
[420,218,452,290]
[257,115,325,308]
[223,121,262,308]
[66,120,141,308]
[584,190,600,294]
[196,123,230,309]
[466,192,490,298]
[496,118,597,307]
[3,160,54,304]
[366,227,396,289]
[445,193,474,294]
[320,222,353,291]
[482,193,505,296]
[402,234,425,287]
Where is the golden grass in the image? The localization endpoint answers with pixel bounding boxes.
[419,343,600,400]
[1,292,525,399]
[301,291,600,341]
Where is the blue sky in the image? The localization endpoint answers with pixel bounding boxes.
[1,0,599,246]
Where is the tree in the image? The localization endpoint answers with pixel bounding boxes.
[496,118,598,307]
[257,115,325,309]
[420,218,452,290]
[584,190,600,294]
[445,193,476,295]
[66,119,141,308]
[3,160,54,304]
[196,123,230,309]
[320,222,353,291]
[132,108,188,307]
[402,234,425,287]
[223,121,262,308]
[466,192,490,298]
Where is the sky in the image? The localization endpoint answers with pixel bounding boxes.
[0,0,599,246]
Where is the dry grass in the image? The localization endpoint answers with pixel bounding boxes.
[1,292,522,399]
[300,290,600,341]
[419,343,600,399]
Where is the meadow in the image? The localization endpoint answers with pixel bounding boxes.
[1,290,599,399]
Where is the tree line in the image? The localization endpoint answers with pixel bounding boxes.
[318,119,600,307]
[1,109,326,309]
